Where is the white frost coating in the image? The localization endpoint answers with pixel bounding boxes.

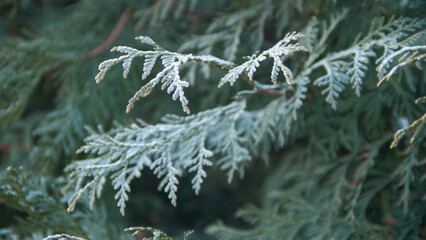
[219,32,307,87]
[66,100,248,214]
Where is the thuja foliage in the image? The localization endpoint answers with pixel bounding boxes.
[0,0,425,239]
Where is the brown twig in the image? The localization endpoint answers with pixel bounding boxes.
[87,7,133,58]
[258,89,282,96]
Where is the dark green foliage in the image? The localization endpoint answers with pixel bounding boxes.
[0,0,425,239]
[0,167,129,240]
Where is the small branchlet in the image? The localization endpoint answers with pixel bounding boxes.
[310,16,424,109]
[125,226,193,240]
[65,101,248,214]
[94,36,235,114]
[44,234,86,240]
[219,32,307,87]
[377,45,426,86]
[390,97,426,149]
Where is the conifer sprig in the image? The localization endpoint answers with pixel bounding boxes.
[95,33,307,114]
[125,227,193,240]
[68,30,310,214]
[373,38,425,149]
[65,100,247,214]
[309,16,424,109]
[95,36,235,114]
[44,234,86,240]
[218,32,307,87]
[377,44,426,86]
[390,97,425,148]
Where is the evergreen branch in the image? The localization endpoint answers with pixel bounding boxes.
[65,100,247,213]
[95,36,236,114]
[218,32,307,87]
[73,31,309,213]
[372,32,426,150]
[246,77,308,162]
[66,73,309,214]
[126,227,172,240]
[377,45,426,86]
[87,7,133,58]
[313,60,349,109]
[95,32,306,114]
[3,1,426,239]
[347,48,376,96]
[44,234,86,240]
[309,16,424,109]
[125,226,193,240]
[2,1,426,240]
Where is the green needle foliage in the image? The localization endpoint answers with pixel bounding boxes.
[0,0,425,239]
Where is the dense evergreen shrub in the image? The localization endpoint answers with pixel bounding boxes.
[0,0,424,239]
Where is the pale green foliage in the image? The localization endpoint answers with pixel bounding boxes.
[206,136,424,240]
[65,100,249,214]
[390,97,425,148]
[374,40,426,148]
[95,36,234,114]
[218,32,307,87]
[176,0,306,84]
[204,11,425,238]
[205,8,425,240]
[377,45,426,86]
[241,77,308,162]
[125,227,193,240]
[310,16,425,109]
[43,227,193,240]
[65,27,314,215]
[95,32,306,114]
[2,0,425,239]
[65,6,426,219]
[44,234,85,240]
